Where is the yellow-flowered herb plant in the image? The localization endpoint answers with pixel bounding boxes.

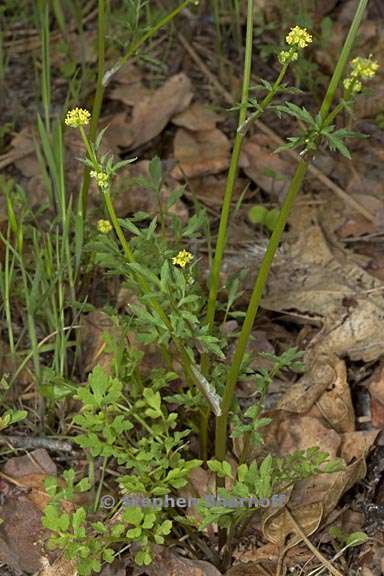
[51,2,374,571]
[273,50,379,159]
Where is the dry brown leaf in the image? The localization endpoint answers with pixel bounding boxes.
[263,502,324,547]
[339,430,378,463]
[261,206,384,362]
[0,495,45,573]
[171,127,230,179]
[0,450,57,574]
[3,448,56,477]
[108,81,150,107]
[232,541,312,568]
[172,102,222,131]
[99,112,134,149]
[262,459,366,548]
[112,160,188,221]
[368,365,384,426]
[225,561,276,576]
[108,62,150,107]
[136,545,222,576]
[40,555,78,576]
[125,73,193,149]
[188,175,249,207]
[80,310,122,376]
[277,354,336,414]
[239,134,294,199]
[314,358,355,433]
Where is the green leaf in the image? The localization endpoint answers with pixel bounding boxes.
[149,156,162,190]
[126,526,142,539]
[325,133,352,159]
[264,208,280,232]
[135,549,152,566]
[123,506,144,527]
[345,531,369,547]
[143,388,161,412]
[323,458,345,473]
[72,507,86,536]
[248,205,268,224]
[103,548,115,563]
[159,519,172,535]
[119,218,142,236]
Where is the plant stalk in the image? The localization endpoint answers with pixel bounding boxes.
[214,0,370,464]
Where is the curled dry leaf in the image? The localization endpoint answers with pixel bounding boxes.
[112,159,188,222]
[135,545,222,576]
[232,541,312,570]
[277,353,336,414]
[239,134,294,199]
[262,205,384,362]
[188,175,249,207]
[172,102,222,132]
[367,364,384,428]
[0,450,56,574]
[108,63,150,107]
[40,555,78,576]
[171,127,231,179]
[339,430,379,463]
[124,73,193,150]
[225,560,277,575]
[80,309,122,376]
[260,414,371,548]
[310,357,355,433]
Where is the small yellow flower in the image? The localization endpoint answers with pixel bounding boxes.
[350,56,379,79]
[90,170,109,189]
[97,219,113,234]
[286,26,312,49]
[343,77,362,93]
[172,250,193,268]
[344,55,379,94]
[278,49,298,65]
[64,107,91,128]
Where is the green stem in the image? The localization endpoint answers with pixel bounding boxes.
[104,0,197,85]
[318,0,369,124]
[200,1,289,455]
[93,456,108,513]
[204,0,254,343]
[99,187,213,412]
[215,159,308,461]
[239,62,289,136]
[214,0,370,464]
[80,0,105,218]
[78,0,198,223]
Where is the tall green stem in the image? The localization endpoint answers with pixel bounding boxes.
[215,160,307,460]
[79,0,197,219]
[214,0,370,463]
[98,188,216,415]
[199,0,289,459]
[204,0,254,342]
[80,0,105,218]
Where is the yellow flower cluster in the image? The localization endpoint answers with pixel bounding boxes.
[172,250,193,268]
[64,108,91,128]
[278,49,298,65]
[279,26,312,66]
[343,55,379,93]
[351,56,379,79]
[97,219,113,234]
[286,26,312,49]
[90,170,109,189]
